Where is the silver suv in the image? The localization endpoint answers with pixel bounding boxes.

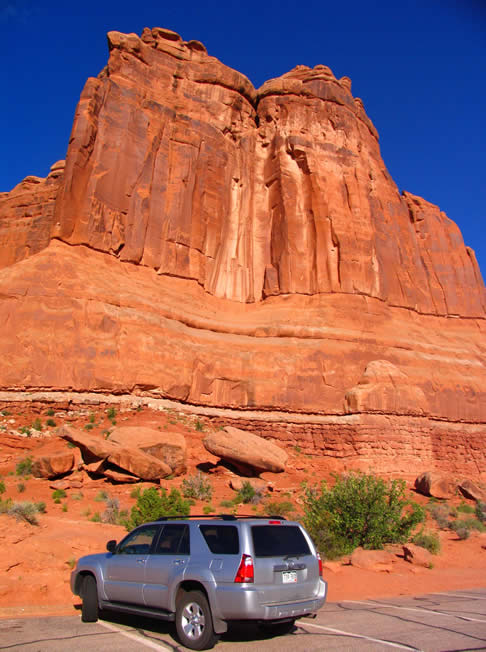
[71,515,327,650]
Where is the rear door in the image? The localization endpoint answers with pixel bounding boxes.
[250,523,320,603]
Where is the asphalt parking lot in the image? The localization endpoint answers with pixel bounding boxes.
[1,589,485,651]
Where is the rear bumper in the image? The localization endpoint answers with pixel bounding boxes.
[214,578,327,621]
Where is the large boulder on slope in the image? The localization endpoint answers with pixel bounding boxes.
[203,426,288,475]
[109,426,186,475]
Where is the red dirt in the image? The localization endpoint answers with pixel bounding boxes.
[0,401,484,619]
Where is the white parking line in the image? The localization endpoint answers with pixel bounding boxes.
[428,592,486,601]
[300,620,420,650]
[99,621,172,650]
[341,599,486,623]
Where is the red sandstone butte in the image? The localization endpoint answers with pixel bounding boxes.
[0,27,485,477]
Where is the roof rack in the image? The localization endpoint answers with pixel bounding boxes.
[155,514,287,522]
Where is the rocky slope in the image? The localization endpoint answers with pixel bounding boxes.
[0,27,484,476]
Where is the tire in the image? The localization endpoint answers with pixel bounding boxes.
[81,575,99,623]
[259,619,296,637]
[175,590,219,650]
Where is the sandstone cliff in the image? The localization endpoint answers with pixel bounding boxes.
[0,27,484,476]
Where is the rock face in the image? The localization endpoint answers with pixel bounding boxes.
[0,27,485,477]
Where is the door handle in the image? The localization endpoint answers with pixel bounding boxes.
[136,559,145,564]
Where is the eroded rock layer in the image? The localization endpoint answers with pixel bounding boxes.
[0,27,485,474]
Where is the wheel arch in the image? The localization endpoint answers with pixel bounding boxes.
[174,581,227,635]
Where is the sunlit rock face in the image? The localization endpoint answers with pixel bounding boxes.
[0,27,485,475]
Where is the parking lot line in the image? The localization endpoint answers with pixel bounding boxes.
[300,620,420,650]
[341,599,486,623]
[99,621,172,650]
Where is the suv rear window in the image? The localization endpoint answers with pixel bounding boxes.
[200,525,239,554]
[251,525,311,557]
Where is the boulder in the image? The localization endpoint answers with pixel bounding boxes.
[350,547,394,572]
[32,451,74,479]
[109,426,186,475]
[203,426,288,475]
[107,447,171,482]
[414,472,457,499]
[58,425,118,462]
[103,468,139,483]
[229,477,269,492]
[402,543,434,567]
[458,479,486,503]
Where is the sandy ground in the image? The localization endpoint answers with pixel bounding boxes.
[0,401,484,619]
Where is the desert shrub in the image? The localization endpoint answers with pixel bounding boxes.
[302,473,425,559]
[18,426,31,436]
[46,408,55,416]
[84,423,94,431]
[234,481,265,505]
[427,502,454,529]
[220,499,234,508]
[52,489,67,503]
[451,517,486,533]
[35,501,46,513]
[475,501,486,524]
[107,406,117,420]
[454,527,470,540]
[181,472,213,502]
[32,418,42,432]
[91,512,102,522]
[263,500,295,518]
[46,418,56,428]
[62,504,68,512]
[194,419,205,432]
[0,498,13,514]
[203,504,214,515]
[95,490,109,502]
[17,483,25,493]
[0,479,5,495]
[16,457,33,476]
[125,487,190,530]
[457,501,475,514]
[7,501,42,525]
[412,529,441,554]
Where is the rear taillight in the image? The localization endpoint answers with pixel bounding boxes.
[317,552,323,577]
[234,553,254,583]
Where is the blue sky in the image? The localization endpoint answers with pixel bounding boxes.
[2,0,485,276]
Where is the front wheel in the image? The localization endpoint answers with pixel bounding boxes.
[175,590,219,650]
[81,575,99,622]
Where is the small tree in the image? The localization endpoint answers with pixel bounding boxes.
[125,487,190,531]
[302,473,425,559]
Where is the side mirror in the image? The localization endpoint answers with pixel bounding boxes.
[106,539,117,553]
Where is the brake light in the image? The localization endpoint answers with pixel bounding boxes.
[268,520,281,524]
[234,554,254,583]
[317,552,323,577]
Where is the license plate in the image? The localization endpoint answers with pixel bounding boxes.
[282,571,297,583]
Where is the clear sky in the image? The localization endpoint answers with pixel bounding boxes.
[2,0,485,276]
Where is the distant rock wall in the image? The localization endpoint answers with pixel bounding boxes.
[0,27,484,475]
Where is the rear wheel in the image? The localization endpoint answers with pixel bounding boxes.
[81,575,99,623]
[175,590,219,650]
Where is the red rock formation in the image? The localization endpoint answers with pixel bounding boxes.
[0,161,64,269]
[0,27,484,476]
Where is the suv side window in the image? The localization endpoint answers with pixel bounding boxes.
[117,525,159,555]
[200,525,239,554]
[154,524,190,555]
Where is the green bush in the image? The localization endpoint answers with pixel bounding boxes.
[233,481,265,505]
[52,489,67,503]
[35,501,46,513]
[263,500,295,518]
[427,502,454,529]
[194,419,205,432]
[455,526,470,540]
[46,408,55,417]
[16,457,33,476]
[94,490,109,502]
[302,473,425,559]
[412,529,441,554]
[125,487,190,530]
[107,407,117,420]
[17,483,25,493]
[182,473,213,502]
[0,479,5,494]
[32,418,42,432]
[46,418,56,428]
[450,517,485,533]
[475,501,486,524]
[457,501,475,514]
